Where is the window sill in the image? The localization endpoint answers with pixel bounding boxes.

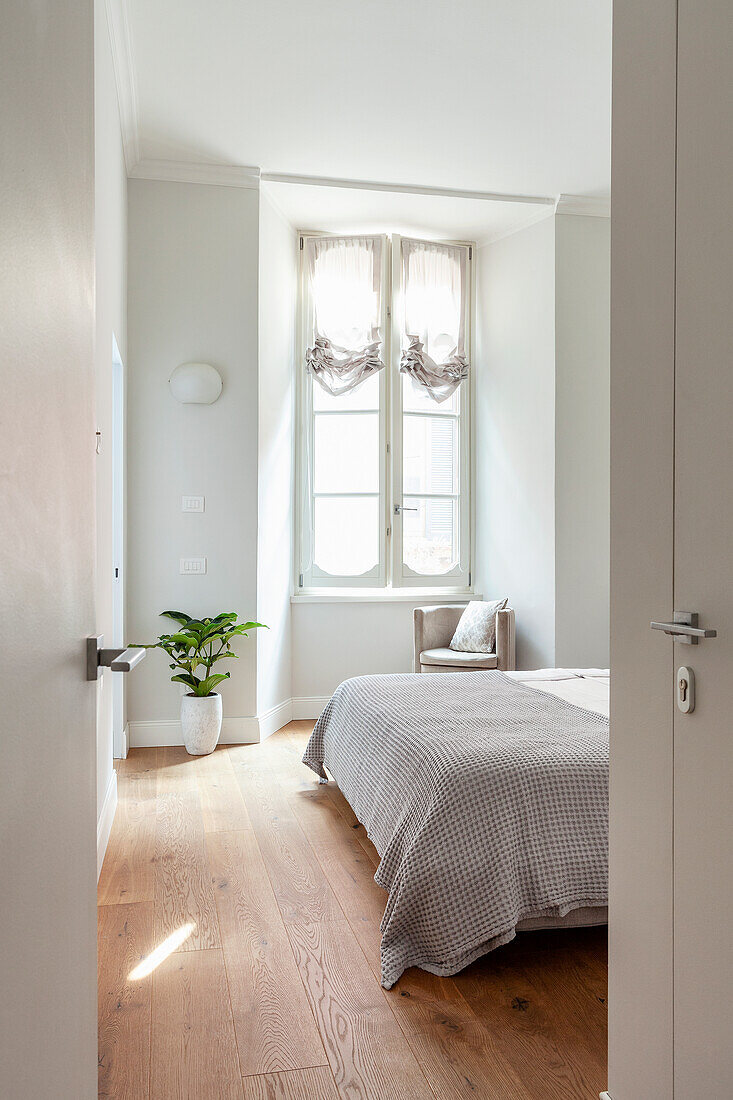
[291,588,480,604]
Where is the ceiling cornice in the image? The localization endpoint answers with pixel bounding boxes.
[129,160,261,189]
[261,170,555,208]
[104,0,140,172]
[556,193,611,217]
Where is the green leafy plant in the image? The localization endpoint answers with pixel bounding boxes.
[135,611,266,697]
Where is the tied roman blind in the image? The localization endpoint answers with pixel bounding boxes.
[400,238,469,404]
[305,235,386,396]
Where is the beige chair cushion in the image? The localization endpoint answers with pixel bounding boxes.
[419,647,498,670]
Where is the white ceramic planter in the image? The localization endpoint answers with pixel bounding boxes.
[180,692,223,755]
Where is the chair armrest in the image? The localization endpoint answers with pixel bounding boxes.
[413,605,467,672]
[496,607,516,671]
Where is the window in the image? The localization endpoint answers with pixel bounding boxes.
[297,233,472,591]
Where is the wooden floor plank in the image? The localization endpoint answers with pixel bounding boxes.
[98,766,157,905]
[286,917,435,1100]
[151,947,243,1099]
[207,830,328,1076]
[288,785,386,971]
[154,784,220,951]
[197,758,253,834]
[241,1066,340,1100]
[98,901,154,1100]
[454,927,608,1100]
[232,759,342,925]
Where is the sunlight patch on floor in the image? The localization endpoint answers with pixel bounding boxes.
[128,922,196,980]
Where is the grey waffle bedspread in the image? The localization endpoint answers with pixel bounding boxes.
[302,670,609,989]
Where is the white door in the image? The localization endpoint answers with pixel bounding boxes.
[672,1,733,1091]
[0,3,98,1097]
[609,1,733,1096]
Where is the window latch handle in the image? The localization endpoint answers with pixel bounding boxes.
[394,504,418,515]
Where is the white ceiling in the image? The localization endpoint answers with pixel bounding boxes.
[125,0,612,200]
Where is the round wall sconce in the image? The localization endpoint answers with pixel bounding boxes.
[169,362,222,404]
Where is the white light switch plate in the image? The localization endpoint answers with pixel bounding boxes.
[182,495,205,513]
[180,557,206,575]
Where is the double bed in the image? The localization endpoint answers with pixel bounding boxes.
[303,667,609,989]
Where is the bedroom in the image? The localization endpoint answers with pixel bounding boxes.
[3,1,732,1098]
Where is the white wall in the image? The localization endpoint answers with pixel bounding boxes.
[95,0,128,845]
[1,1,98,1093]
[127,178,260,742]
[474,213,610,671]
[554,214,610,667]
[291,598,466,703]
[474,217,557,669]
[257,194,296,723]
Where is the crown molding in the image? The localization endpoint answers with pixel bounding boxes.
[261,170,555,208]
[556,193,611,217]
[129,159,261,189]
[104,0,140,172]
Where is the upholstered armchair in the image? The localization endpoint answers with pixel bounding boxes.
[413,603,516,673]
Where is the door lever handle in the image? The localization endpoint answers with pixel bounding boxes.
[86,635,146,680]
[650,611,717,645]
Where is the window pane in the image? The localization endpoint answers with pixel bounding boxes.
[403,414,457,496]
[313,371,379,412]
[402,373,458,414]
[314,412,379,494]
[403,496,457,575]
[314,496,379,577]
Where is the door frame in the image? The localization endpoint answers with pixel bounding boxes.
[111,334,126,758]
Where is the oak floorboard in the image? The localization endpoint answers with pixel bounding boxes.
[197,758,253,834]
[154,784,220,950]
[150,948,243,1099]
[98,901,154,1100]
[286,917,435,1100]
[455,927,608,1100]
[98,765,158,906]
[207,830,327,1076]
[241,1066,340,1100]
[232,759,342,925]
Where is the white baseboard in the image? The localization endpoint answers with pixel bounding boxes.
[600,1092,614,1099]
[129,715,260,748]
[292,695,330,720]
[128,703,298,749]
[97,769,118,880]
[258,699,293,740]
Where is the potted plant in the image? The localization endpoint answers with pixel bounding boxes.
[135,610,265,755]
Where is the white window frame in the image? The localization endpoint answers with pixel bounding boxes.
[295,231,474,594]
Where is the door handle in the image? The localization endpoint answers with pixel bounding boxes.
[86,635,146,680]
[650,611,718,645]
[394,504,418,514]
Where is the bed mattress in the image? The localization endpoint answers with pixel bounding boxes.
[303,668,609,988]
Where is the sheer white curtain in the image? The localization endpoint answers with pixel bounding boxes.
[305,235,386,396]
[400,238,469,403]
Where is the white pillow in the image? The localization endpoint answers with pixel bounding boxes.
[449,599,508,654]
